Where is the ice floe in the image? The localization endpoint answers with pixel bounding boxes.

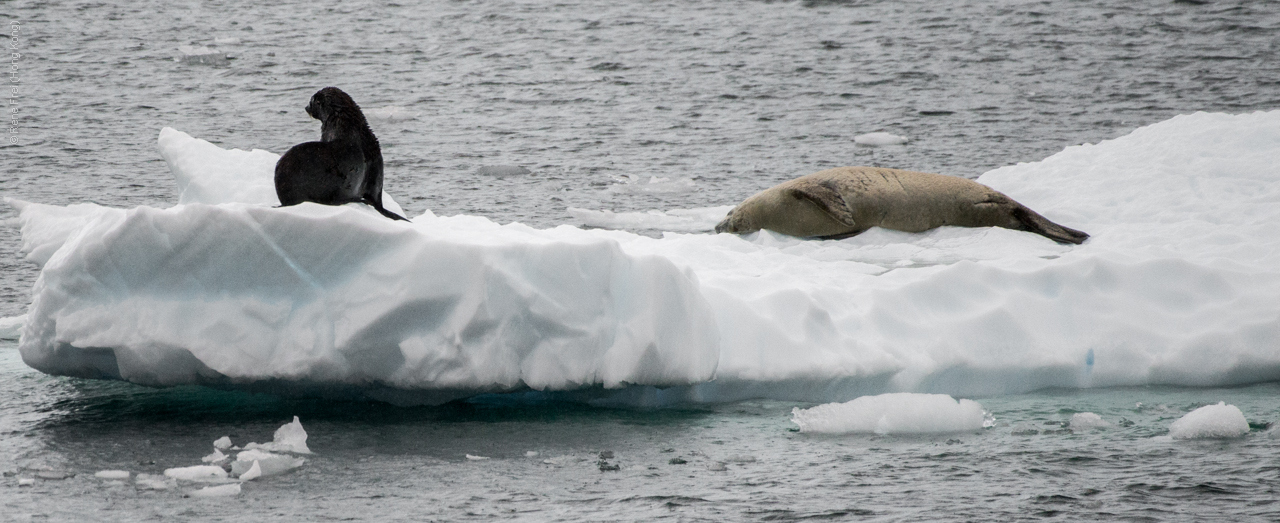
[790,393,986,434]
[7,111,1280,404]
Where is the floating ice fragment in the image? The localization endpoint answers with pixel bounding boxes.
[35,471,71,480]
[791,393,986,434]
[231,449,304,478]
[163,465,229,483]
[0,314,24,340]
[176,45,228,66]
[190,483,241,498]
[608,174,697,194]
[18,478,34,486]
[476,165,530,177]
[213,36,241,45]
[465,454,490,461]
[525,451,539,458]
[201,448,226,464]
[213,436,232,450]
[135,473,176,490]
[242,416,310,454]
[1168,402,1249,439]
[853,132,909,146]
[1069,412,1112,431]
[707,462,727,471]
[238,460,262,481]
[366,106,418,121]
[94,470,130,480]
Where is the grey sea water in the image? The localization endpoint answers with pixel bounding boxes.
[2,0,1279,520]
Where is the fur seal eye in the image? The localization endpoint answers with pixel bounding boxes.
[273,87,408,221]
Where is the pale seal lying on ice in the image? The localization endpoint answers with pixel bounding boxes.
[714,166,1089,244]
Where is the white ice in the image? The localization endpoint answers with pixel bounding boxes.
[190,483,241,497]
[1168,402,1250,439]
[134,473,175,490]
[1069,412,1112,431]
[201,448,226,464]
[242,416,311,454]
[213,436,232,450]
[568,206,733,233]
[853,132,909,146]
[230,449,304,478]
[8,111,1280,404]
[163,465,229,483]
[0,314,23,340]
[790,393,986,434]
[94,470,130,480]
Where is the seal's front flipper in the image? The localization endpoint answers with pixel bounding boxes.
[1012,206,1089,245]
[787,182,858,228]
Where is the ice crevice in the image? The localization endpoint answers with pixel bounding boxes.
[5,111,1280,405]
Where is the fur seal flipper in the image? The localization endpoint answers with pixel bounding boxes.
[715,167,1089,244]
[274,87,408,221]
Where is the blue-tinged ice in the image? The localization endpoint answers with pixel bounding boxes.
[6,111,1280,404]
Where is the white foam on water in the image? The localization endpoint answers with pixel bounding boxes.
[9,112,1280,404]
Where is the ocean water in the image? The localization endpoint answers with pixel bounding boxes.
[3,0,1280,520]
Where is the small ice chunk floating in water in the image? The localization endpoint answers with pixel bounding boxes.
[790,393,986,434]
[7,111,1280,405]
[1069,412,1112,432]
[1168,402,1250,439]
[853,132,908,146]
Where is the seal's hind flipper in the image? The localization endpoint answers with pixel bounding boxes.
[365,197,409,221]
[788,181,859,228]
[1012,206,1089,245]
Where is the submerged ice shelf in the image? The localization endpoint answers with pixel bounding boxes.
[7,112,1280,404]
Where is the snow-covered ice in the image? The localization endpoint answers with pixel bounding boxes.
[213,436,232,450]
[790,393,986,434]
[568,206,732,233]
[94,470,130,480]
[1168,402,1250,439]
[163,465,229,483]
[8,111,1280,404]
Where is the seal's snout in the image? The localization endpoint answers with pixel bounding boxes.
[714,213,733,234]
[304,102,317,119]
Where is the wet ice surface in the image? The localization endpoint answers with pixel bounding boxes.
[3,346,1279,521]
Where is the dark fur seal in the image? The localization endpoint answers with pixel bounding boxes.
[274,87,407,221]
[714,166,1089,244]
